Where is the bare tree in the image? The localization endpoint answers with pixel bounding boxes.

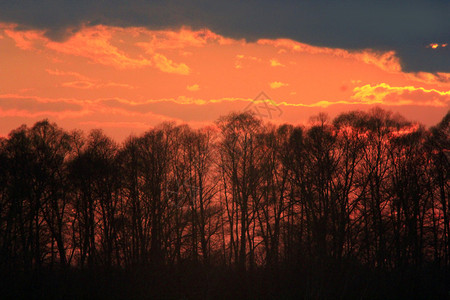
[216,112,264,272]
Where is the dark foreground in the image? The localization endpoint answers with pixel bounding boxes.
[1,264,449,300]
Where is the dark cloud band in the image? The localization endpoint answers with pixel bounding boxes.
[1,0,449,72]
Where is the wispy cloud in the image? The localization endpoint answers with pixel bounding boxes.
[0,94,90,118]
[407,72,450,84]
[45,27,152,69]
[5,25,151,69]
[187,84,200,91]
[234,54,261,69]
[270,59,285,67]
[136,27,235,52]
[60,81,134,90]
[4,28,44,50]
[152,53,190,75]
[259,39,401,73]
[46,68,134,89]
[46,69,90,80]
[270,81,289,89]
[351,83,450,106]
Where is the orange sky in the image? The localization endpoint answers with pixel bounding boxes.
[0,23,448,141]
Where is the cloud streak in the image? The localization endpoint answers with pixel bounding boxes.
[46,69,134,89]
[0,94,89,118]
[259,39,402,73]
[270,81,289,89]
[351,83,450,107]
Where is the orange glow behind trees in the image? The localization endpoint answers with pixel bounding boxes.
[0,23,448,141]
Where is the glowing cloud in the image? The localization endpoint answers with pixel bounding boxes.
[351,83,450,106]
[46,27,151,69]
[187,84,200,91]
[427,43,447,49]
[4,29,44,50]
[152,53,190,75]
[270,81,289,89]
[270,59,285,67]
[258,39,402,72]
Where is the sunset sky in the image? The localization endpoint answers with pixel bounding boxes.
[0,1,449,141]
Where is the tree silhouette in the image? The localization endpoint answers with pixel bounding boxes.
[0,109,448,299]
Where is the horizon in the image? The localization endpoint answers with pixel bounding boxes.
[1,106,448,144]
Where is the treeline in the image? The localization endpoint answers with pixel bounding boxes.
[0,108,448,276]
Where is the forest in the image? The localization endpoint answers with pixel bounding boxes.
[0,108,449,299]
